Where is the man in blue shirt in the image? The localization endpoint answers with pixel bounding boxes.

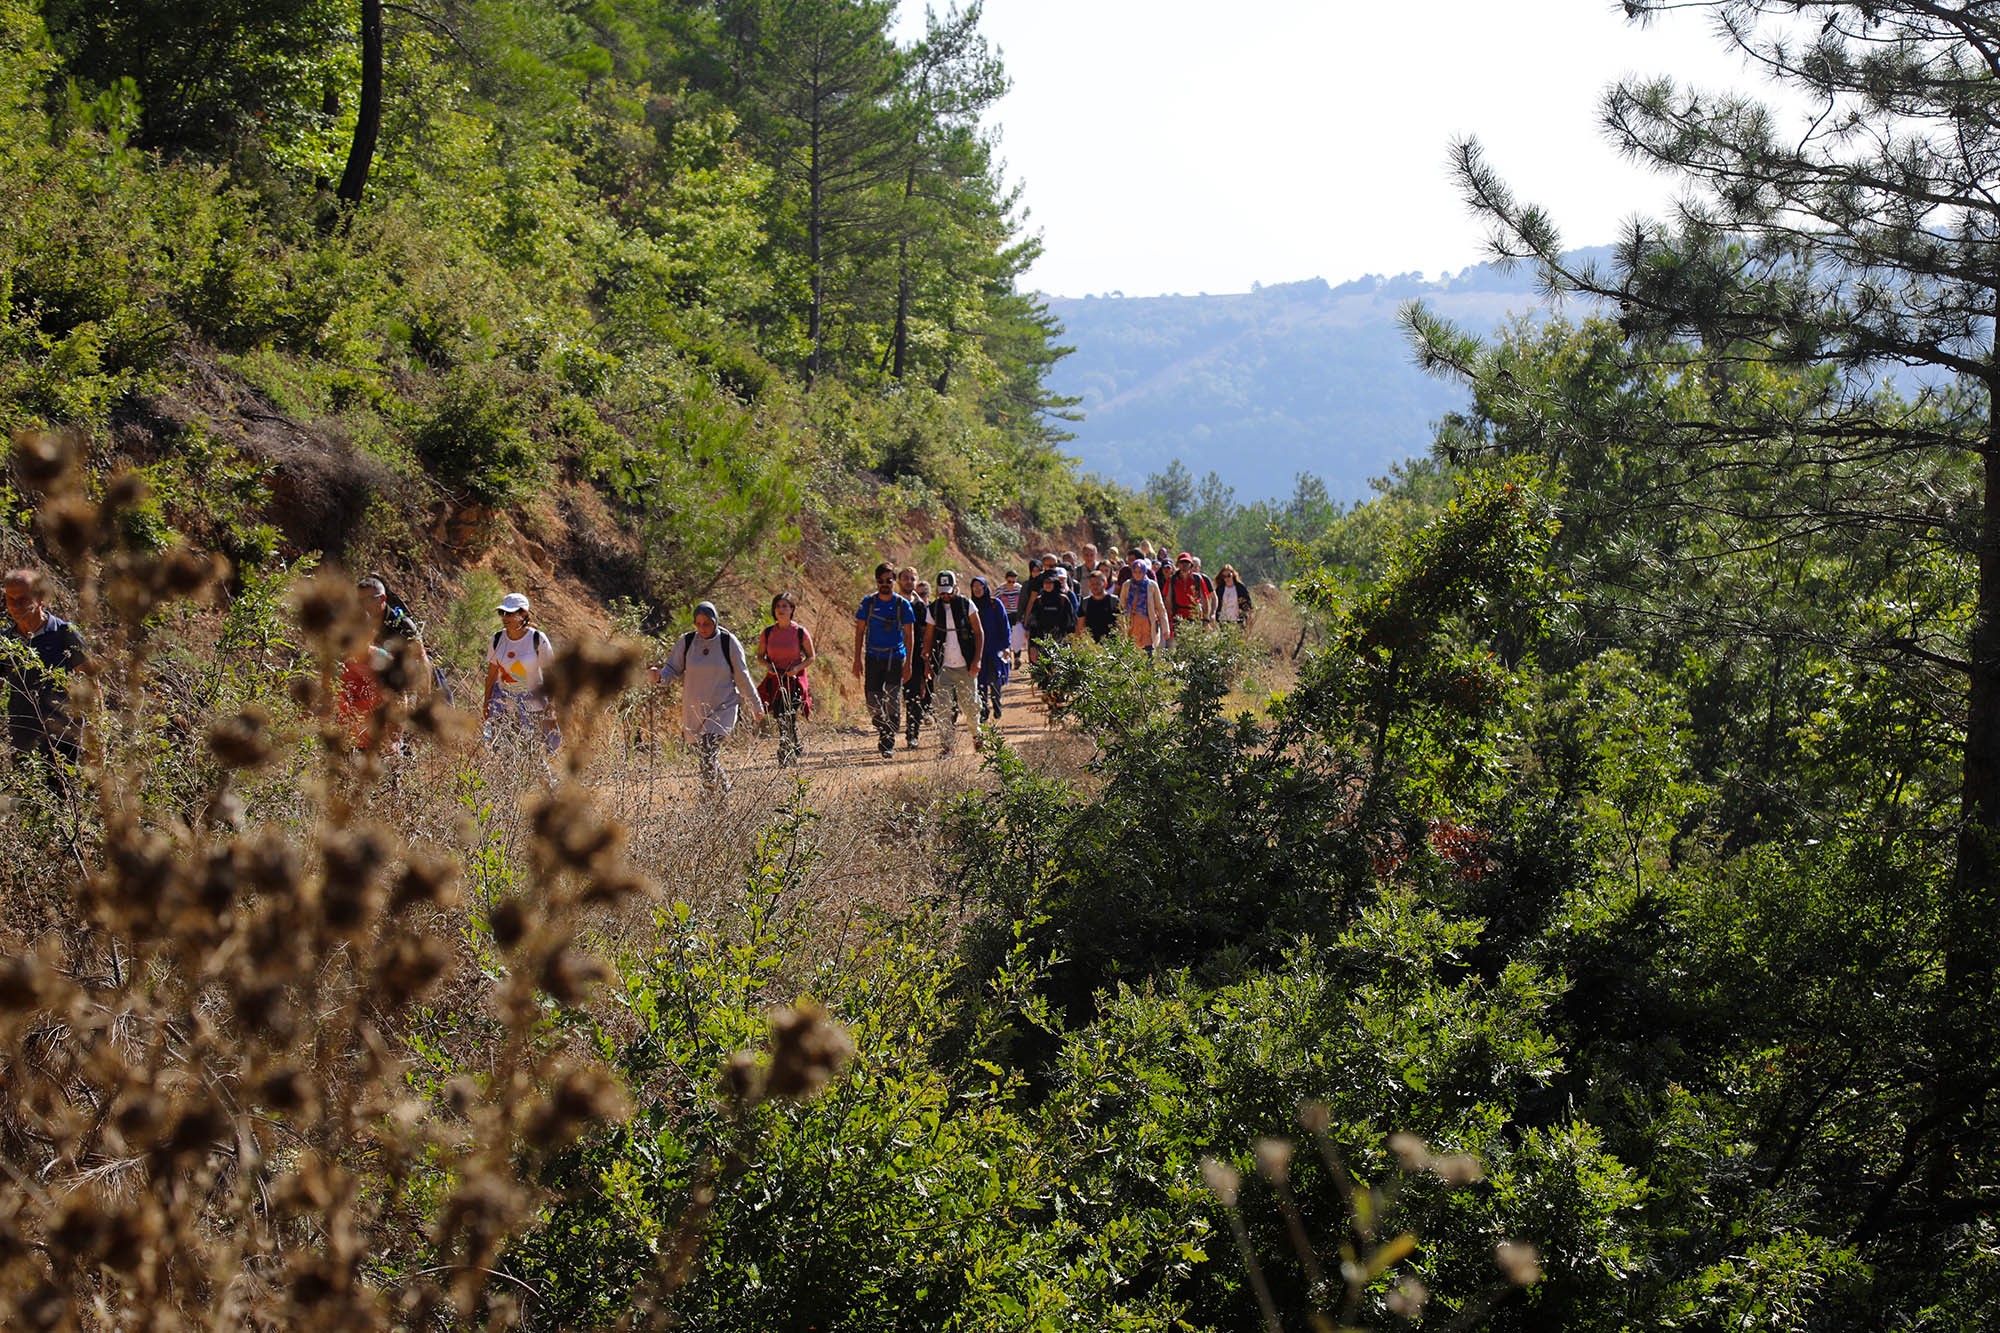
[3,567,87,779]
[852,562,915,759]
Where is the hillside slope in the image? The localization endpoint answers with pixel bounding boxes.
[1047,250,1613,501]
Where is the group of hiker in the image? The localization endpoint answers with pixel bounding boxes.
[850,543,1254,761]
[2,540,1257,794]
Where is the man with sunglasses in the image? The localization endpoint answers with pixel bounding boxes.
[853,562,916,759]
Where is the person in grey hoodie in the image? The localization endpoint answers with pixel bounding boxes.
[650,601,763,790]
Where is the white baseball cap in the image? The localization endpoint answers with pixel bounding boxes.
[497,593,531,615]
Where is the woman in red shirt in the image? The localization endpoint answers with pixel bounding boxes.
[757,592,816,767]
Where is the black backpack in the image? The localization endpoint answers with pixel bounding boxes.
[678,627,744,675]
[929,595,978,669]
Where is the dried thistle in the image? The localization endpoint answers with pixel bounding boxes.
[10,428,78,489]
[718,1050,762,1111]
[488,898,532,950]
[525,1064,630,1151]
[40,493,101,566]
[292,569,373,656]
[1254,1137,1293,1185]
[1387,1132,1431,1173]
[544,638,644,708]
[1200,1156,1243,1207]
[374,935,451,1008]
[207,705,273,769]
[390,850,461,913]
[763,1001,854,1102]
[537,947,611,1006]
[1494,1240,1543,1285]
[1385,1274,1428,1317]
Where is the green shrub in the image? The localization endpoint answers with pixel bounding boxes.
[410,369,542,507]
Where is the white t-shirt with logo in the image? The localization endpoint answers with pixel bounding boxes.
[489,627,554,696]
[937,601,968,670]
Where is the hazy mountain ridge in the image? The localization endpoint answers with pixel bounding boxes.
[1047,248,1614,502]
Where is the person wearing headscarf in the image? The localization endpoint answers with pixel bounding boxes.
[968,574,1012,724]
[651,600,762,791]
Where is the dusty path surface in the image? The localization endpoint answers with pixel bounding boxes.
[607,666,1090,808]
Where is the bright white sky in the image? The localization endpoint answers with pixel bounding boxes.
[896,0,1787,297]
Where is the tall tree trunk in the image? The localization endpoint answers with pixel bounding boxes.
[890,238,912,381]
[1934,375,2000,1209]
[336,0,383,207]
[890,162,917,381]
[805,64,825,388]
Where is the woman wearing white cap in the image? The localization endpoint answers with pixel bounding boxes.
[485,592,560,752]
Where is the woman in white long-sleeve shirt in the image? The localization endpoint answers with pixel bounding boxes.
[650,601,762,790]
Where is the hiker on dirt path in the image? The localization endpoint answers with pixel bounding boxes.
[1165,552,1212,635]
[756,591,815,768]
[923,571,985,757]
[853,562,916,760]
[483,592,560,753]
[1121,558,1166,655]
[998,570,1026,669]
[339,574,431,752]
[651,601,762,792]
[898,566,932,749]
[968,574,1011,725]
[1214,565,1255,631]
[1079,571,1120,642]
[1025,568,1077,663]
[1192,557,1219,621]
[3,566,86,780]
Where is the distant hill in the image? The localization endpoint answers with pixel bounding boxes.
[1045,250,1611,503]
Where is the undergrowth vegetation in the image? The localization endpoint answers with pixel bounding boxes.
[6,0,2000,1328]
[0,0,1167,615]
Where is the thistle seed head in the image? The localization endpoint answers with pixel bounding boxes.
[763,1000,854,1102]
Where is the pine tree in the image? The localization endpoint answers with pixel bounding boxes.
[884,3,1006,383]
[728,0,904,384]
[1416,0,2000,1246]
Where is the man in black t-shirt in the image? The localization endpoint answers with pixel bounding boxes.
[1079,571,1119,641]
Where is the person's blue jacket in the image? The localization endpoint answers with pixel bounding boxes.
[973,593,1010,666]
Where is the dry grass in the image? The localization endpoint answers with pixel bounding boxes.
[0,435,889,1331]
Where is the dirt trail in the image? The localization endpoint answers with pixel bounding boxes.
[617,667,1087,805]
